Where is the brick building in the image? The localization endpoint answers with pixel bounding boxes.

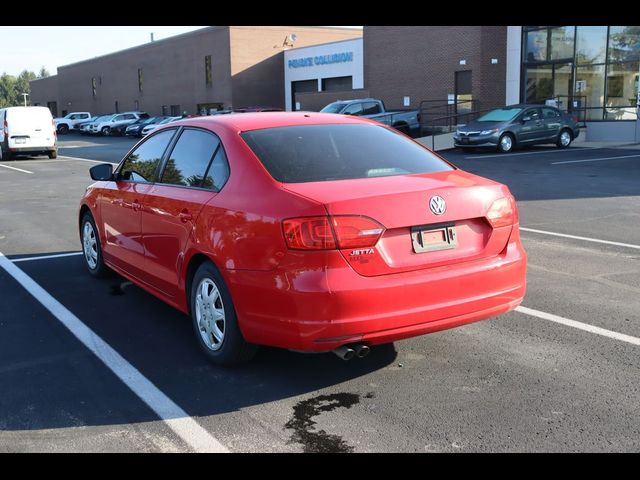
[30,26,362,117]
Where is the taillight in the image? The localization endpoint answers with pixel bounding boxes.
[486,196,518,228]
[332,216,385,248]
[283,216,336,250]
[282,215,385,250]
[3,120,7,137]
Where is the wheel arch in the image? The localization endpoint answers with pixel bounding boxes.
[183,252,224,316]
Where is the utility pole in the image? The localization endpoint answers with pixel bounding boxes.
[22,93,28,107]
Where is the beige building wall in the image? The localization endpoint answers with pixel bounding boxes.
[229,26,362,109]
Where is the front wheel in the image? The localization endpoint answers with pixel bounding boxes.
[190,261,257,366]
[101,127,110,136]
[57,124,69,135]
[497,133,515,153]
[557,129,572,149]
[81,212,109,277]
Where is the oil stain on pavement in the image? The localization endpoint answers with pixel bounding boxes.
[285,392,372,453]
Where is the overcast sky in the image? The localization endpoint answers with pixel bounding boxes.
[0,26,362,77]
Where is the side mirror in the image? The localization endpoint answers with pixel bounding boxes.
[89,163,114,181]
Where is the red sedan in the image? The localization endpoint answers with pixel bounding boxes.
[79,112,527,365]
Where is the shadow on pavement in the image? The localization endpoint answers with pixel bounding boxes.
[0,254,397,431]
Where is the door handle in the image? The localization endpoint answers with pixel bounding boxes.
[178,210,193,222]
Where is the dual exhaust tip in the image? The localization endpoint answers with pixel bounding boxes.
[333,344,370,361]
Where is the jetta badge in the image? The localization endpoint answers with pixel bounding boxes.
[429,195,446,215]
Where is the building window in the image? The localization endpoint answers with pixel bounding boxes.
[170,105,181,116]
[608,26,640,63]
[576,26,608,65]
[162,105,168,115]
[522,26,640,121]
[134,100,140,111]
[138,68,143,93]
[92,77,97,98]
[205,55,212,86]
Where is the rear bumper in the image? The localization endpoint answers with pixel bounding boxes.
[226,229,527,351]
[9,145,56,153]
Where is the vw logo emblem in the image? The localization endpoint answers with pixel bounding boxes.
[429,195,446,215]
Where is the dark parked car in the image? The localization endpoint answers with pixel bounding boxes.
[453,104,580,153]
[124,116,169,137]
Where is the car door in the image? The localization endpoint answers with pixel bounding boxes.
[517,108,545,143]
[140,127,229,296]
[541,107,563,140]
[98,128,177,280]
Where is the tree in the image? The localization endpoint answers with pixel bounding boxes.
[0,69,44,107]
[38,67,50,79]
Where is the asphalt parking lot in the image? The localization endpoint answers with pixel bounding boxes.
[1,133,640,452]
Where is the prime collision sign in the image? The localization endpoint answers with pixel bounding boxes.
[288,51,354,69]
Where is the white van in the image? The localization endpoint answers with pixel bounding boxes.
[0,106,57,160]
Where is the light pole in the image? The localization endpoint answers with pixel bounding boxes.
[21,93,29,107]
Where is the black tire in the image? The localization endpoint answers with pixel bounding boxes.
[57,124,69,135]
[190,261,257,366]
[497,133,515,153]
[80,212,109,278]
[556,128,573,149]
[47,150,57,159]
[101,127,110,136]
[0,146,10,161]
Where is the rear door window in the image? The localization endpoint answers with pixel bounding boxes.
[362,102,382,115]
[241,123,453,183]
[160,128,225,189]
[542,107,561,118]
[118,129,177,183]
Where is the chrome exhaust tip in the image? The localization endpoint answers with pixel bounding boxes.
[333,345,356,361]
[355,344,370,358]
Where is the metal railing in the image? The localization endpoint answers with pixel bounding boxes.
[418,99,481,137]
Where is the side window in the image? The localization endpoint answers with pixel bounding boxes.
[124,114,136,120]
[112,115,124,122]
[342,103,363,115]
[160,129,222,189]
[204,146,230,191]
[542,107,560,119]
[119,129,176,183]
[530,109,541,120]
[81,114,89,119]
[70,114,79,120]
[362,102,382,115]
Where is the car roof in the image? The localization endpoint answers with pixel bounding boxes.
[169,111,375,133]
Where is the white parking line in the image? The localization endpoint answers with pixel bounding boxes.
[464,147,592,160]
[551,154,640,165]
[516,306,640,347]
[59,155,118,164]
[0,163,34,174]
[520,227,640,250]
[12,252,83,263]
[0,252,229,453]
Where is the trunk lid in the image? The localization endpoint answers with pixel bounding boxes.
[283,171,513,276]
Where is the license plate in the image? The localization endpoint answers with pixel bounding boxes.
[411,223,458,253]
[460,138,469,144]
[15,138,26,144]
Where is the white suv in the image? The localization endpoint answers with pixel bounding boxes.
[90,112,148,135]
[54,112,92,134]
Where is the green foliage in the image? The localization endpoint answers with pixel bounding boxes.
[0,67,50,108]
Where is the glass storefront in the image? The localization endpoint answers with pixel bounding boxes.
[522,26,640,120]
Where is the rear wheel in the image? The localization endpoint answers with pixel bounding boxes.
[557,129,572,148]
[190,261,257,366]
[497,133,514,153]
[81,212,109,277]
[47,150,57,159]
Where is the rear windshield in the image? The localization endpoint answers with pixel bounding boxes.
[240,124,453,183]
[477,108,523,122]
